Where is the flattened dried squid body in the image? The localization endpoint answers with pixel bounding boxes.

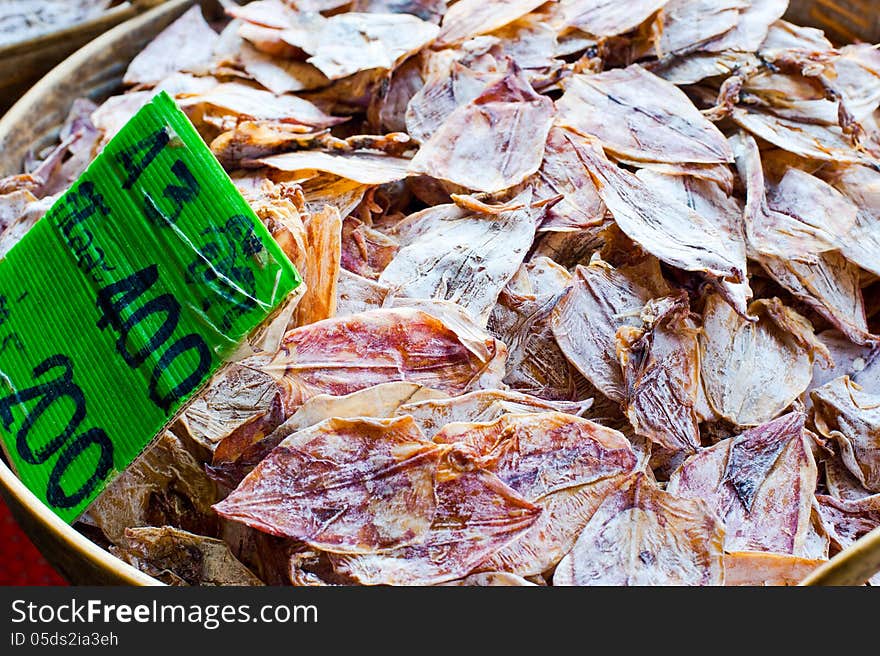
[213,416,442,553]
[635,169,749,314]
[434,412,637,575]
[279,12,440,80]
[256,150,411,185]
[653,0,748,58]
[378,191,537,325]
[572,139,742,283]
[329,449,541,585]
[527,127,606,232]
[23,0,880,587]
[123,6,219,86]
[818,163,880,278]
[668,411,817,556]
[86,432,218,544]
[561,0,670,38]
[551,258,653,404]
[812,376,880,493]
[814,493,880,585]
[553,473,725,586]
[181,305,506,454]
[111,527,263,587]
[731,107,873,165]
[176,81,343,129]
[489,284,586,401]
[435,0,549,45]
[557,65,733,165]
[722,551,824,586]
[206,381,446,487]
[700,295,827,427]
[397,388,592,438]
[267,306,508,403]
[617,294,702,455]
[408,67,555,193]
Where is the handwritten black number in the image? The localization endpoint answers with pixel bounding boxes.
[96,265,158,331]
[0,355,86,465]
[144,159,200,227]
[45,427,113,508]
[148,333,211,412]
[0,355,114,508]
[116,294,181,368]
[115,127,169,190]
[96,264,212,412]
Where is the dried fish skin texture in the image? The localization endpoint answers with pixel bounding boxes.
[700,295,824,427]
[557,66,733,166]
[573,139,743,282]
[111,527,263,586]
[667,412,818,556]
[330,448,541,585]
[434,412,637,575]
[408,68,554,193]
[812,376,880,493]
[86,432,218,544]
[553,473,724,586]
[397,389,592,438]
[433,412,637,501]
[617,295,702,455]
[722,551,823,586]
[435,0,548,45]
[562,0,670,38]
[269,306,507,405]
[280,12,440,81]
[551,258,653,404]
[214,416,440,553]
[378,191,536,325]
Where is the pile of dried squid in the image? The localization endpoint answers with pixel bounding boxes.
[2,0,880,586]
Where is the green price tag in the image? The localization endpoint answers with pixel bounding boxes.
[0,91,300,523]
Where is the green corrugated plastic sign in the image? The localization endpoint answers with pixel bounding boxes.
[0,91,300,522]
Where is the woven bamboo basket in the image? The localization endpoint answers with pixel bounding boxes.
[0,0,878,586]
[0,1,171,116]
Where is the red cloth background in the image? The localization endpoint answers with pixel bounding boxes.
[0,496,68,585]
